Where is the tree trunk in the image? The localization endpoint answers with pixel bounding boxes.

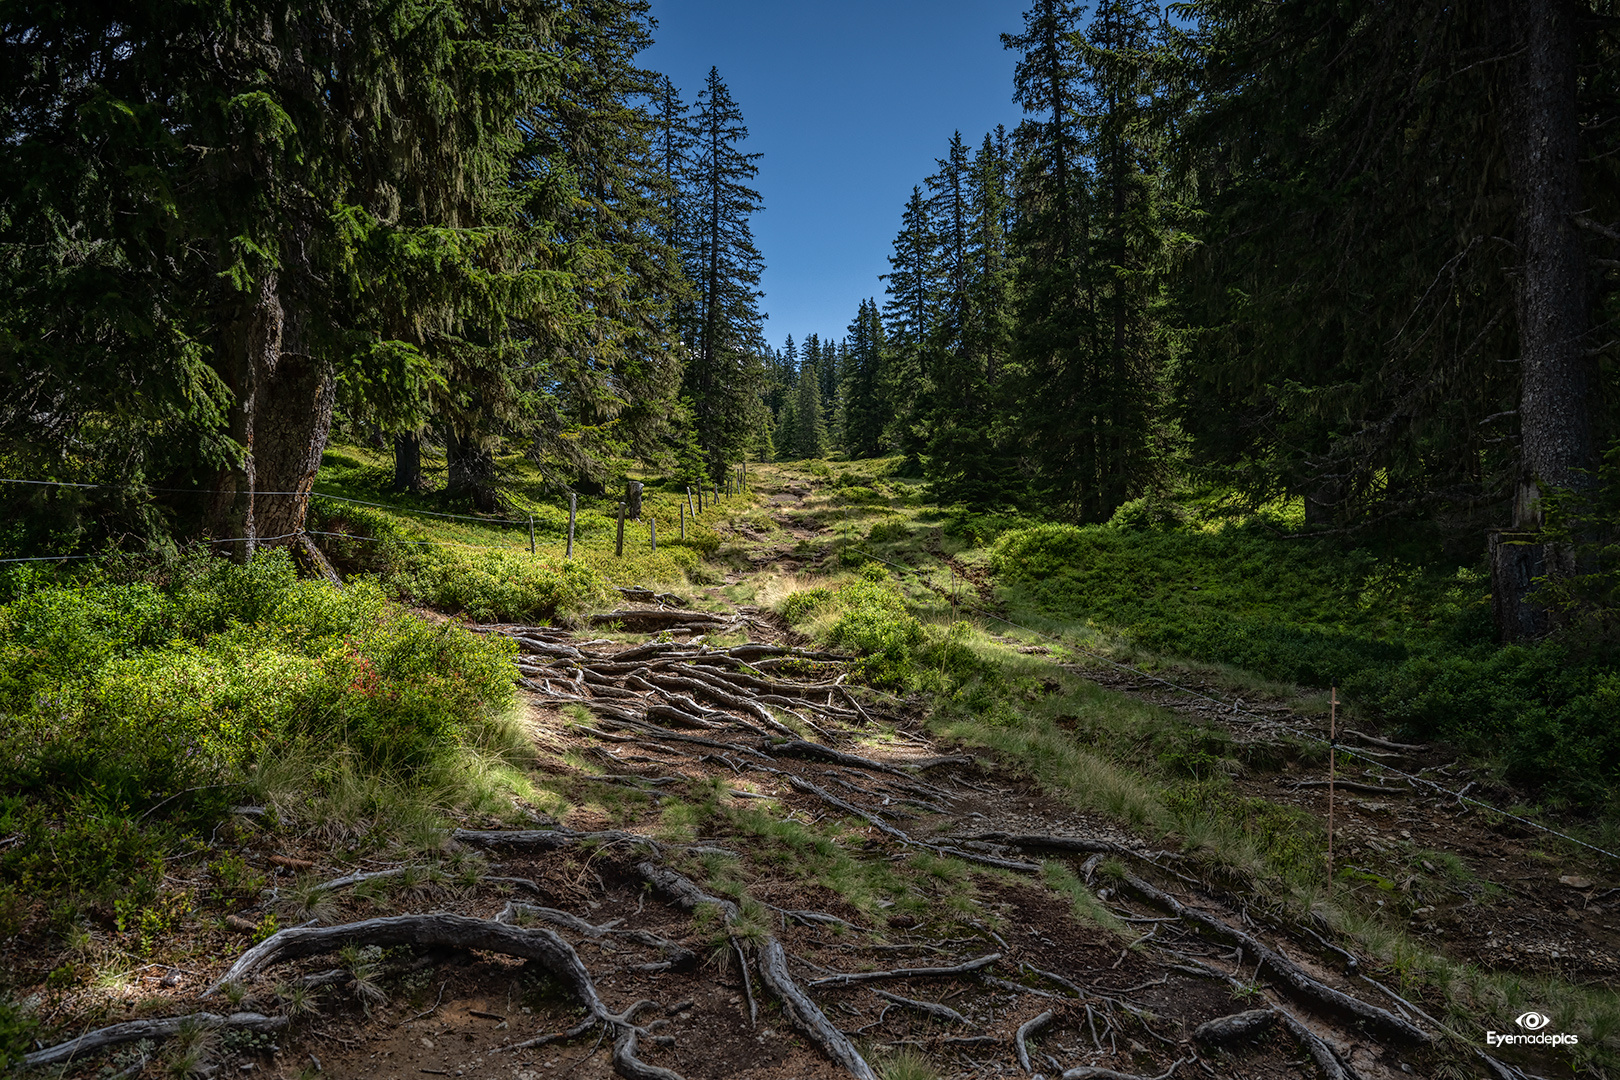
[208,274,334,555]
[1492,0,1594,640]
[392,432,422,494]
[447,431,499,513]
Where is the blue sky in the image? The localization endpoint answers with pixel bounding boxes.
[643,0,1030,349]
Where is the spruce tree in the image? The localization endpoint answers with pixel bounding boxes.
[1004,0,1106,520]
[0,0,573,541]
[842,299,890,458]
[680,67,768,481]
[880,187,941,465]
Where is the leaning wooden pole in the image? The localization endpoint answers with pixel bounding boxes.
[566,493,577,559]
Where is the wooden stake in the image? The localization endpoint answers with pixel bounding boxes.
[615,502,625,558]
[680,502,685,539]
[527,514,535,555]
[1327,685,1338,885]
[686,486,694,518]
[650,516,656,552]
[566,493,577,559]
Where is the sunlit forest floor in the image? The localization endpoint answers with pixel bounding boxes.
[3,451,1616,1080]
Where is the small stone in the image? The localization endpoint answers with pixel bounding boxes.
[1560,875,1594,890]
[421,1038,435,1049]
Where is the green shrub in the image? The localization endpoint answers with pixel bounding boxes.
[989,521,1620,806]
[0,550,519,904]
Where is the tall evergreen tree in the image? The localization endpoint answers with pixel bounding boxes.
[680,67,768,481]
[880,187,941,465]
[842,299,890,458]
[792,357,829,459]
[1003,0,1107,520]
[0,0,574,542]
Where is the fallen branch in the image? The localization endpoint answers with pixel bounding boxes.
[1015,1010,1056,1073]
[806,953,1000,989]
[25,1013,288,1068]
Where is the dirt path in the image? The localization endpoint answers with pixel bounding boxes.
[31,470,1613,1080]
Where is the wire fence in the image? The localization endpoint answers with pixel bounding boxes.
[844,541,1620,864]
[0,473,739,565]
[3,470,1610,862]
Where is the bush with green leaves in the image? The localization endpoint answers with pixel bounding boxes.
[0,550,516,904]
[988,521,1620,807]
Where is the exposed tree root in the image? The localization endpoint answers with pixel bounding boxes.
[495,902,696,969]
[1060,1059,1186,1080]
[635,861,879,1080]
[871,988,968,1024]
[805,953,1001,989]
[785,775,1040,872]
[1190,1008,1276,1045]
[200,913,685,1079]
[452,827,659,852]
[1117,872,1430,1045]
[1015,1009,1057,1073]
[1276,1008,1361,1080]
[24,1012,288,1068]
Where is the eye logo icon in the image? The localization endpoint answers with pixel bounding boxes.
[1515,1012,1552,1031]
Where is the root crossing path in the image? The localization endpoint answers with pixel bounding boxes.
[35,587,1536,1080]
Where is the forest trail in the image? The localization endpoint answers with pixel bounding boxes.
[32,466,1613,1080]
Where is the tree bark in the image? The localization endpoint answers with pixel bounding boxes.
[1492,0,1594,640]
[447,430,499,512]
[209,274,335,554]
[392,432,422,493]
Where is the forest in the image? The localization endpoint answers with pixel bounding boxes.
[3,1,1620,1079]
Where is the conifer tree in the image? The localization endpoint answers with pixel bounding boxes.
[1004,0,1106,519]
[680,67,768,481]
[842,299,890,458]
[793,358,829,459]
[0,0,575,540]
[880,187,942,465]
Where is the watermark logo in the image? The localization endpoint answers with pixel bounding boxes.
[1487,1010,1577,1048]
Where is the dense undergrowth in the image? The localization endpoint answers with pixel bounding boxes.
[308,446,721,623]
[0,551,525,937]
[981,518,1618,810]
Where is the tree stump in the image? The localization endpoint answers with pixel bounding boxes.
[625,480,644,520]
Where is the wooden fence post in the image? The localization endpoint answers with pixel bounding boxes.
[650,517,657,552]
[625,480,644,520]
[527,513,535,554]
[680,502,686,539]
[686,486,694,518]
[615,502,625,557]
[566,493,577,559]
